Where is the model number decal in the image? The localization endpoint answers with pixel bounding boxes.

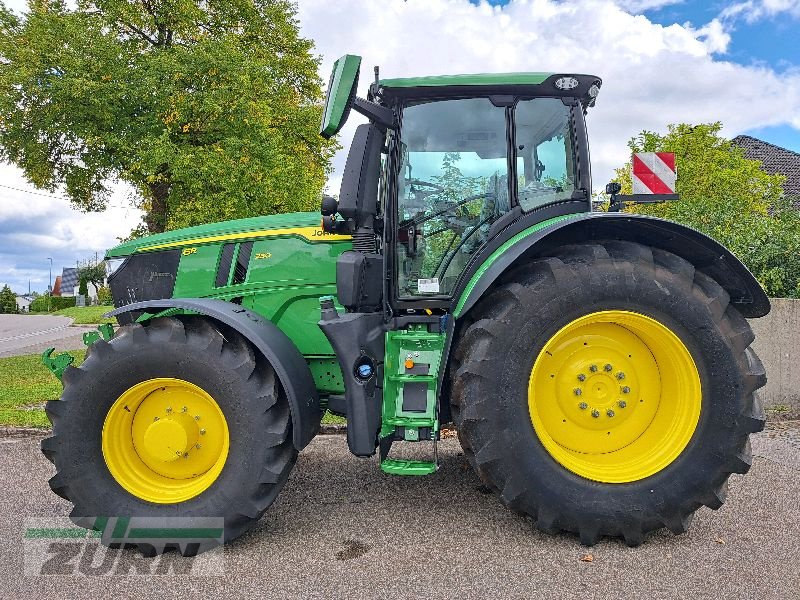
[255,252,272,260]
[182,247,198,256]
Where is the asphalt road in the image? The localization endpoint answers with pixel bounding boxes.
[1,427,798,599]
[0,315,95,358]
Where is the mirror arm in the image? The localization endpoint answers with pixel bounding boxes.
[353,97,396,131]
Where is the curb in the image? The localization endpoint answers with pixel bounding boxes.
[319,424,347,435]
[0,426,49,438]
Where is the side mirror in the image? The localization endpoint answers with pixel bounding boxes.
[320,55,362,139]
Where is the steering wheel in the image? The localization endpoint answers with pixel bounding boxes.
[402,192,495,229]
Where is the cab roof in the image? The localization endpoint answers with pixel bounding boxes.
[376,72,602,109]
[379,72,555,88]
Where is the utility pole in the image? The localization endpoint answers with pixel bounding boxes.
[47,257,53,312]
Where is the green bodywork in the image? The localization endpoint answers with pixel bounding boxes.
[453,214,578,317]
[106,211,352,394]
[320,54,361,138]
[42,347,75,381]
[82,323,115,347]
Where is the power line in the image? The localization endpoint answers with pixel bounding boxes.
[0,182,136,210]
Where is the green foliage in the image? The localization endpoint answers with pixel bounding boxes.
[79,261,106,289]
[0,0,337,234]
[0,284,18,313]
[97,285,113,305]
[78,277,89,297]
[610,123,798,298]
[29,295,76,312]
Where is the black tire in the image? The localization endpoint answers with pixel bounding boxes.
[41,316,297,556]
[450,241,766,546]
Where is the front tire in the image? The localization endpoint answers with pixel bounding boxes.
[42,317,297,556]
[451,241,766,546]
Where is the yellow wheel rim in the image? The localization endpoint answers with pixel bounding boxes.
[528,310,701,483]
[102,378,229,503]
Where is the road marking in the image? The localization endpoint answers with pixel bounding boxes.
[0,324,69,343]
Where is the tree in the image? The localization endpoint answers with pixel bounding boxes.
[79,261,106,290]
[0,0,336,233]
[609,123,800,298]
[0,284,18,314]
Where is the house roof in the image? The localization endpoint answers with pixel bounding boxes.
[732,135,800,206]
[60,267,78,291]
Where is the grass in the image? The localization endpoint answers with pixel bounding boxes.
[321,411,346,425]
[0,350,346,429]
[0,351,85,428]
[52,305,115,325]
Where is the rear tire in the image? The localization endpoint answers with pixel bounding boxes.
[450,241,766,546]
[41,316,297,556]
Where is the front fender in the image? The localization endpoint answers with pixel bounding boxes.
[453,212,770,319]
[107,298,320,450]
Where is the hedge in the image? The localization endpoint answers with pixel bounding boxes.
[29,295,77,312]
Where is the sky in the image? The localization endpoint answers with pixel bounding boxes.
[1,0,799,294]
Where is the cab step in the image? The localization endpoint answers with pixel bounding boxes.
[380,458,437,476]
[379,323,446,476]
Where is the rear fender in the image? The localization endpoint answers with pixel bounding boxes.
[453,212,770,319]
[107,298,320,450]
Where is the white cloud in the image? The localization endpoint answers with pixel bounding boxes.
[0,166,142,293]
[298,0,800,195]
[688,18,732,54]
[720,0,800,23]
[615,0,684,12]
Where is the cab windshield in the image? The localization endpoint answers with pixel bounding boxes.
[396,96,575,298]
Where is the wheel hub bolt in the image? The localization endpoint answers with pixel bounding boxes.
[607,409,615,417]
[618,400,627,408]
[183,452,189,458]
[166,407,172,414]
[579,402,588,410]
[616,372,625,380]
[604,364,613,372]
[175,450,181,456]
[195,444,202,450]
[200,428,206,435]
[194,415,200,421]
[591,409,600,418]
[153,416,159,422]
[622,386,631,394]
[574,388,582,396]
[577,373,586,382]
[589,365,598,373]
[181,406,188,413]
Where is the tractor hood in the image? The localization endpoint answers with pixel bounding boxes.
[106,211,326,258]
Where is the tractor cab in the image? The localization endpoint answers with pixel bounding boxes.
[319,55,600,309]
[318,55,603,469]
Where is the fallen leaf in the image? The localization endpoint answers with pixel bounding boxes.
[714,537,726,544]
[580,553,594,562]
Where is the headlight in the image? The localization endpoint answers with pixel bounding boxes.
[105,257,127,279]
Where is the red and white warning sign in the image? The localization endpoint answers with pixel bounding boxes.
[632,152,676,194]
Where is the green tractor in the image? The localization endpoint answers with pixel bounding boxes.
[41,55,768,555]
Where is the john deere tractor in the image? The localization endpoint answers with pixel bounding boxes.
[41,55,768,555]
